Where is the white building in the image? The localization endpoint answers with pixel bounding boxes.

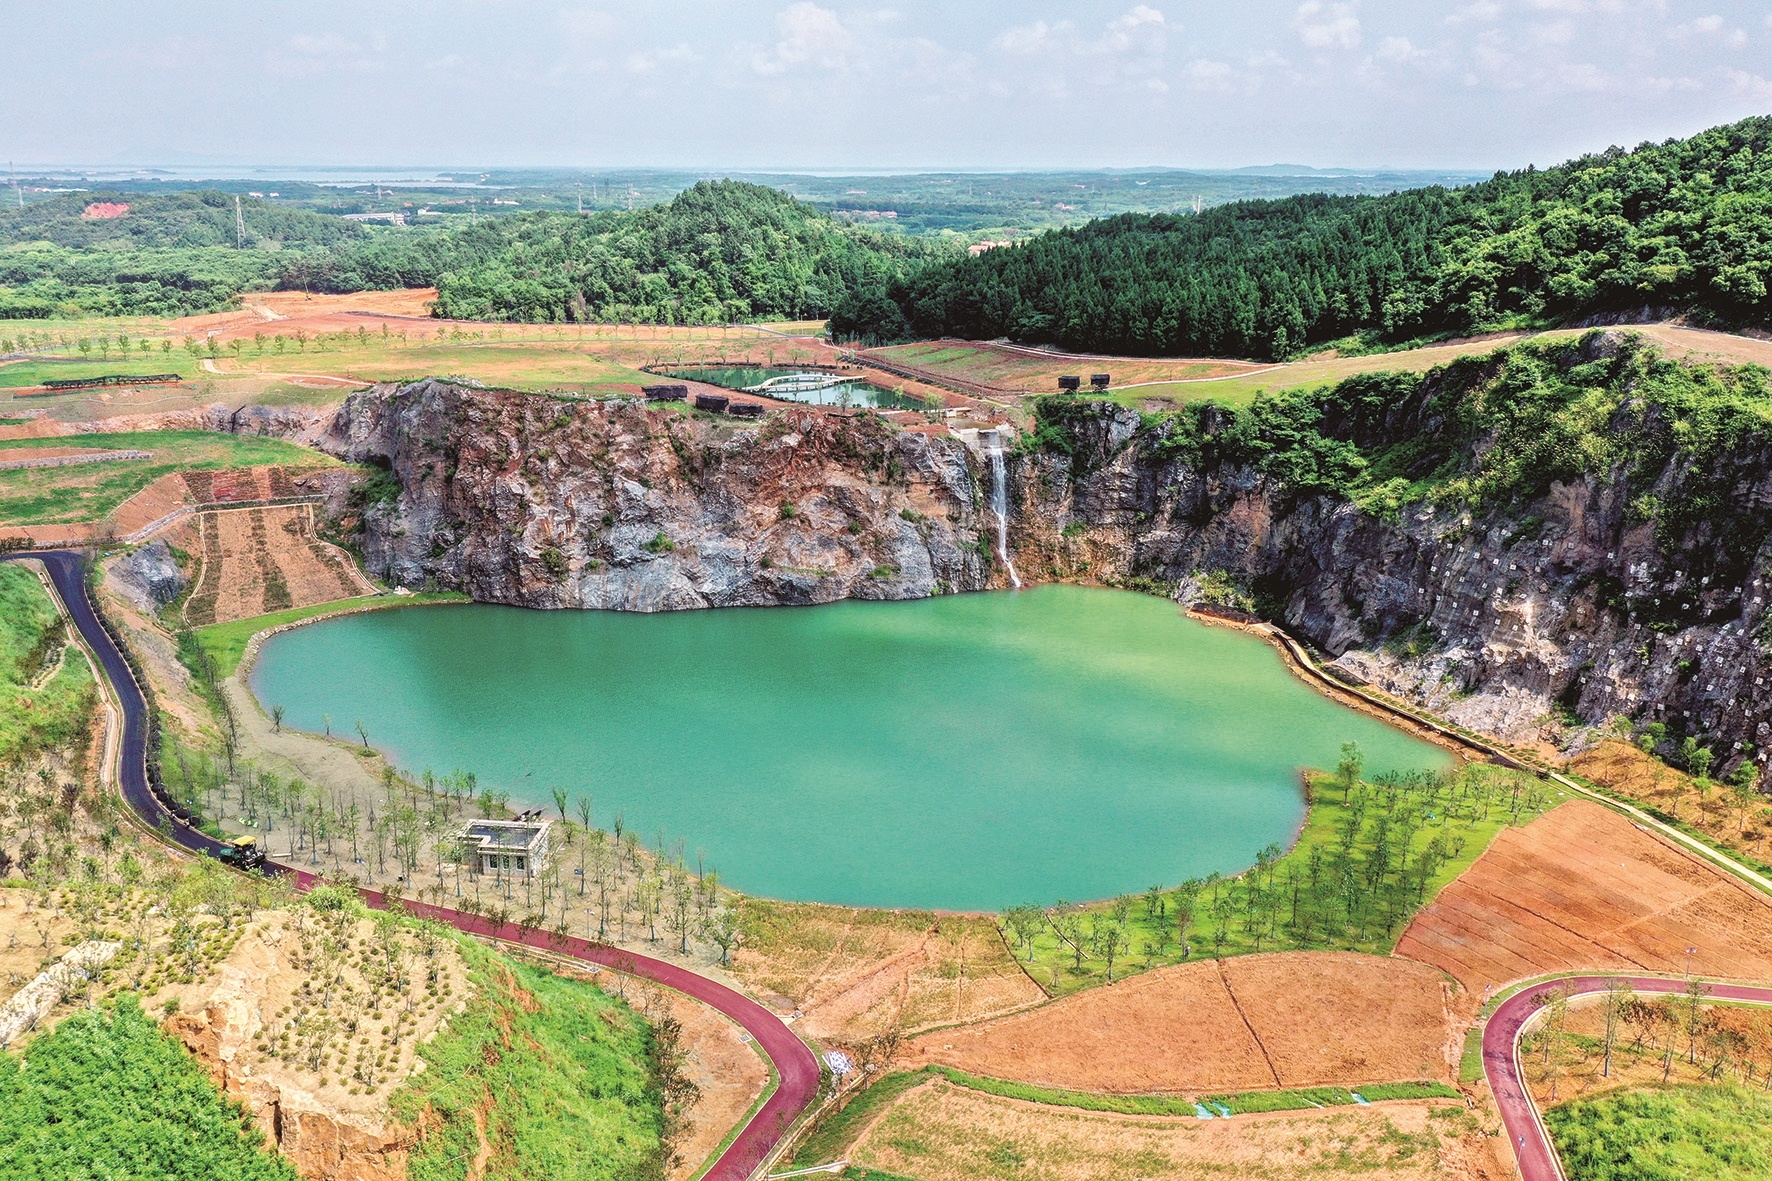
[458,818,552,877]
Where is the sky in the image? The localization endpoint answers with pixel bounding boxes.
[4,1,1771,172]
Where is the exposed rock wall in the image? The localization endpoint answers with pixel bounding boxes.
[290,374,1765,773]
[1006,400,1770,772]
[320,380,996,610]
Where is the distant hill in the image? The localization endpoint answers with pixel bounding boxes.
[830,116,1772,358]
[413,180,953,323]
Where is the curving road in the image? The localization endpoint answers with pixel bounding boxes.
[1483,974,1772,1181]
[7,549,821,1181]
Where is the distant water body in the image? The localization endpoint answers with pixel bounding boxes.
[251,586,1451,910]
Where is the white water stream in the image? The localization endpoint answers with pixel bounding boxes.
[987,443,1022,589]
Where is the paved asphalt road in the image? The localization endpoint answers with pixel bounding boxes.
[1484,973,1772,1181]
[10,549,821,1181]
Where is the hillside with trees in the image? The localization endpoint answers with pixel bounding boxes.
[417,180,951,324]
[832,116,1772,358]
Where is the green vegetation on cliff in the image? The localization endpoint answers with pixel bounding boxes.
[394,932,686,1181]
[836,116,1772,357]
[0,996,297,1181]
[1068,332,1772,595]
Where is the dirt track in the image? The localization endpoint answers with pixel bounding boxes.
[1395,800,1772,992]
[906,951,1461,1094]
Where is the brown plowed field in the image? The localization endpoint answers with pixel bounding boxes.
[184,505,368,625]
[1395,799,1772,992]
[905,951,1459,1094]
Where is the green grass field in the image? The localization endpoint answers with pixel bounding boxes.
[0,430,336,526]
[1545,1085,1772,1181]
[0,563,95,764]
[1004,764,1564,996]
[0,358,191,389]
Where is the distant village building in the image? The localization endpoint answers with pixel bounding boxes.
[968,240,1013,256]
[458,818,552,877]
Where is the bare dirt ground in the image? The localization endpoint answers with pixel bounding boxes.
[0,414,75,441]
[0,888,78,1002]
[730,903,1045,1043]
[1395,800,1772,992]
[848,1079,1506,1181]
[1571,740,1772,867]
[904,951,1460,1094]
[183,504,369,626]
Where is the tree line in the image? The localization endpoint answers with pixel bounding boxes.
[832,115,1772,358]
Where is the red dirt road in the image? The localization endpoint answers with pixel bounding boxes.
[1484,975,1772,1181]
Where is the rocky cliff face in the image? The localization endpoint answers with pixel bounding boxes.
[296,364,1765,774]
[319,380,996,610]
[1004,395,1770,772]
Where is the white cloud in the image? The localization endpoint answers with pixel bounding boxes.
[753,3,853,75]
[1376,35,1425,63]
[271,32,384,77]
[1446,1,1502,23]
[1723,68,1772,102]
[1294,1,1361,50]
[627,43,700,74]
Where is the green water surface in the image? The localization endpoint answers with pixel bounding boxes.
[250,586,1450,909]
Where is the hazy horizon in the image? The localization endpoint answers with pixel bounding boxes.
[4,2,1770,173]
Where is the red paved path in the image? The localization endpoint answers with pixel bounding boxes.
[1484,974,1772,1181]
[11,550,820,1181]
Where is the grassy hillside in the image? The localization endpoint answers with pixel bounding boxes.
[838,115,1772,357]
[1545,1085,1772,1181]
[393,933,679,1181]
[0,996,297,1181]
[0,563,94,767]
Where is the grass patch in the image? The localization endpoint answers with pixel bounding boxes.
[392,931,669,1181]
[1003,763,1563,996]
[793,1069,933,1168]
[1354,1081,1461,1103]
[191,592,466,680]
[1544,1084,1772,1181]
[0,430,337,526]
[0,358,187,389]
[0,563,95,764]
[1459,1026,1487,1084]
[0,994,296,1181]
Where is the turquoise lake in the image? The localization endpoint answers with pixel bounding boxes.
[250,586,1452,909]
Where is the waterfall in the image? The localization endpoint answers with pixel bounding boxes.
[987,440,1022,589]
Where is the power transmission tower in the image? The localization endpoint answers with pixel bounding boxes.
[627,184,635,212]
[235,195,246,247]
[576,181,583,214]
[9,161,19,209]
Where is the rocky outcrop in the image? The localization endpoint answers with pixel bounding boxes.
[166,996,411,1181]
[1005,395,1770,775]
[320,380,996,610]
[111,539,187,611]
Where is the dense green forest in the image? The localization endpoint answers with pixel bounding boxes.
[0,191,366,318]
[0,181,947,322]
[417,180,951,323]
[0,997,296,1181]
[834,116,1772,357]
